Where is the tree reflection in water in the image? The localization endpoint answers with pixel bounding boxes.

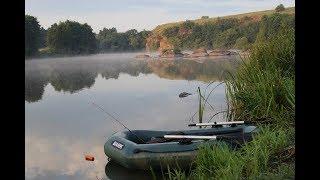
[25,57,239,102]
[50,69,97,94]
[25,68,49,103]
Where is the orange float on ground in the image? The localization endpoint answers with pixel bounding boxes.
[85,155,95,161]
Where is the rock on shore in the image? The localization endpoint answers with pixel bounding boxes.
[159,49,183,58]
[135,54,151,59]
[208,50,238,56]
[189,48,209,57]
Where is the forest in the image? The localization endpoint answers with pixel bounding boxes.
[25,17,151,57]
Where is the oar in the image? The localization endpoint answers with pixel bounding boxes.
[163,134,243,141]
[188,121,250,127]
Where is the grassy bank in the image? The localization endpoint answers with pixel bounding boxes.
[166,28,295,179]
[168,126,294,179]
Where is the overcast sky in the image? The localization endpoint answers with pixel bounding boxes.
[25,0,295,33]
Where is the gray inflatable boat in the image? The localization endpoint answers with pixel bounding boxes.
[104,122,257,170]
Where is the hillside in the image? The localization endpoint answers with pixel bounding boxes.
[146,7,295,52]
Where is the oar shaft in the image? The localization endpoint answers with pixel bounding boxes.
[188,121,245,127]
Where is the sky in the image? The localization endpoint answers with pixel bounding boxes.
[25,0,295,33]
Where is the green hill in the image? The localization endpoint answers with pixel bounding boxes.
[146,7,295,51]
[153,7,294,34]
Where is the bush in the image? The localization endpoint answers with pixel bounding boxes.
[235,37,249,50]
[173,48,182,54]
[275,4,285,12]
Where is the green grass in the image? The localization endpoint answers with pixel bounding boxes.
[165,126,294,180]
[226,28,295,126]
[164,28,295,180]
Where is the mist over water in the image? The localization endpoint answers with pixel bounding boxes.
[25,52,240,180]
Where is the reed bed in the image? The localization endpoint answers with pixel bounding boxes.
[226,28,295,126]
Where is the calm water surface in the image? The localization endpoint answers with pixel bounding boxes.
[25,52,240,180]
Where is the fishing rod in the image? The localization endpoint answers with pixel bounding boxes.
[89,101,146,144]
[50,70,146,144]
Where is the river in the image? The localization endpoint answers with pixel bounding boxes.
[25,52,240,180]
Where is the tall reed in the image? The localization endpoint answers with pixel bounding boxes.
[226,28,295,126]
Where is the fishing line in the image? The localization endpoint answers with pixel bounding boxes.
[83,90,146,143]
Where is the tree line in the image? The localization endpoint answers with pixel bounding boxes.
[159,13,294,51]
[25,16,151,57]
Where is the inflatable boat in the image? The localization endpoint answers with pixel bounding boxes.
[104,121,257,170]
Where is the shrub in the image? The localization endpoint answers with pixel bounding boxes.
[275,4,285,12]
[235,37,249,50]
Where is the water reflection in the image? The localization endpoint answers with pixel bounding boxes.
[50,68,97,93]
[25,67,50,103]
[105,161,159,180]
[25,53,239,180]
[25,55,239,102]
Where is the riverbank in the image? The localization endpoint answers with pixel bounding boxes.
[134,49,248,62]
[168,28,295,179]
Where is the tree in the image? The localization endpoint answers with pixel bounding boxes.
[97,27,118,50]
[39,27,47,48]
[47,20,97,54]
[214,28,240,48]
[138,30,151,48]
[163,26,179,38]
[275,4,285,12]
[25,15,41,57]
[126,29,140,49]
[97,28,128,51]
[201,16,209,19]
[235,37,249,50]
[181,20,196,30]
[97,28,150,51]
